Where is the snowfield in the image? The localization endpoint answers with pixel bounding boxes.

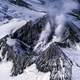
[62,47,80,80]
[0,19,27,39]
[0,61,50,80]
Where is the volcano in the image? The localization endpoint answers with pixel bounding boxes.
[0,0,80,80]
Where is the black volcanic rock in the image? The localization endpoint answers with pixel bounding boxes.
[35,43,72,80]
[12,15,48,49]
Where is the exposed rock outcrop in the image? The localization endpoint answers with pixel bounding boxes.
[12,15,48,49]
[36,43,72,80]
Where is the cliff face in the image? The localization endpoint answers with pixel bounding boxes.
[12,15,48,49]
[36,43,72,80]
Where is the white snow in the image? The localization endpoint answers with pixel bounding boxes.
[62,47,80,66]
[72,64,80,80]
[62,45,80,80]
[0,61,13,80]
[0,0,45,21]
[0,61,50,80]
[0,19,27,39]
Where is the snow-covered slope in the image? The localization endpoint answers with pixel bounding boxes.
[0,0,45,21]
[62,47,80,80]
[0,61,50,80]
[0,19,27,39]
